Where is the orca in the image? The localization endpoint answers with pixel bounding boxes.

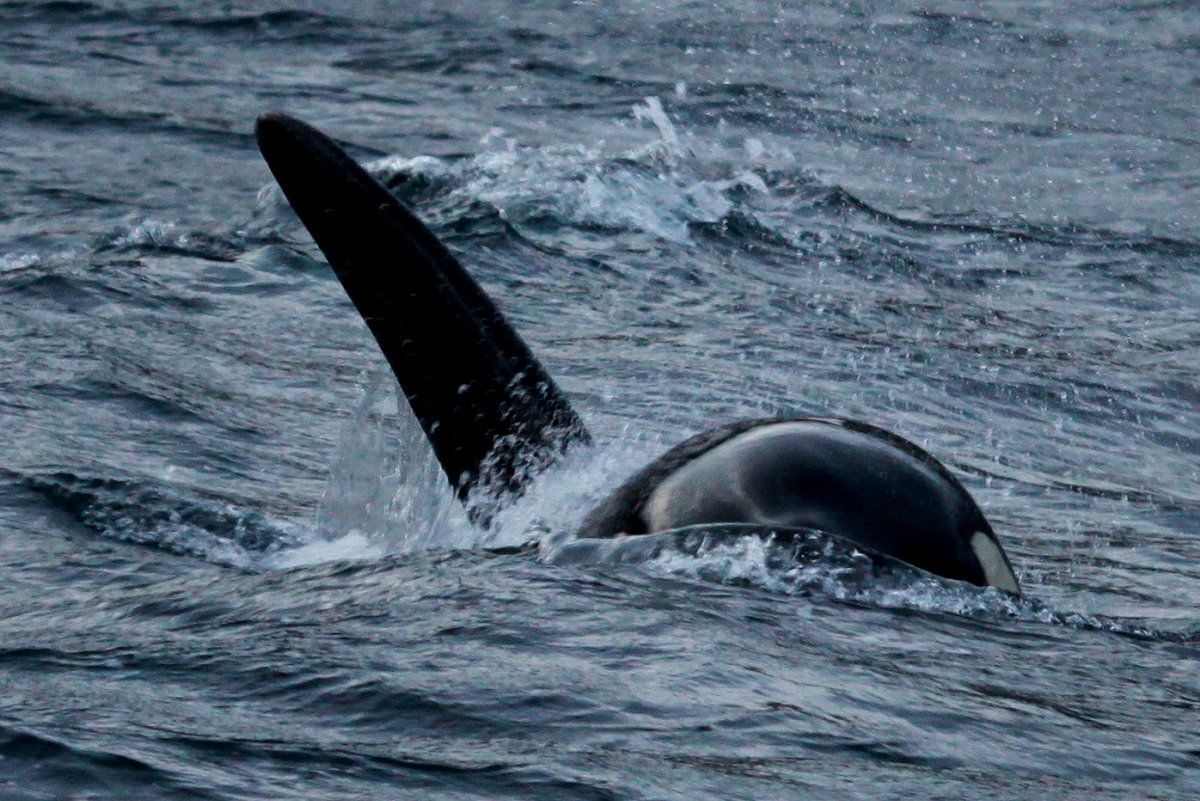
[254,112,1020,594]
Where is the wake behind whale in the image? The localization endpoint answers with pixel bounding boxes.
[254,113,1019,595]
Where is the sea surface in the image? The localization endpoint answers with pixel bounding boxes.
[2,1,1199,799]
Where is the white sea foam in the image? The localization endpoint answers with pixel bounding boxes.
[108,219,191,249]
[0,252,40,271]
[264,530,384,569]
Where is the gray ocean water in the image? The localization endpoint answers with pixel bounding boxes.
[2,1,1199,798]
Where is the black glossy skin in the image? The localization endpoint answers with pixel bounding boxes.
[255,114,589,518]
[254,113,1020,592]
[579,418,1018,590]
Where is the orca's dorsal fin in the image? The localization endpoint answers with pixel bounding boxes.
[255,113,590,522]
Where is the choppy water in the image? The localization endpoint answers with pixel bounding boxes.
[2,1,1199,798]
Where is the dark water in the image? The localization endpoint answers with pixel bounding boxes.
[3,1,1199,798]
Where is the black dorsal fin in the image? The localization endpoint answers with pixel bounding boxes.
[255,113,590,521]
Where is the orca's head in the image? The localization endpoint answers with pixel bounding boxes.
[579,418,1020,593]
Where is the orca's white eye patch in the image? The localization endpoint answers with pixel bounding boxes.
[970,531,1020,593]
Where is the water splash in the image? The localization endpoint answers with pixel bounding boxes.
[330,130,772,247]
[632,96,684,159]
[264,530,384,569]
[542,524,1192,639]
[104,219,191,250]
[311,371,471,559]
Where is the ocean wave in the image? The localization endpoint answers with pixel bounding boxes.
[21,470,302,569]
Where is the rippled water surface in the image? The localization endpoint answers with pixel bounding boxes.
[2,1,1199,798]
